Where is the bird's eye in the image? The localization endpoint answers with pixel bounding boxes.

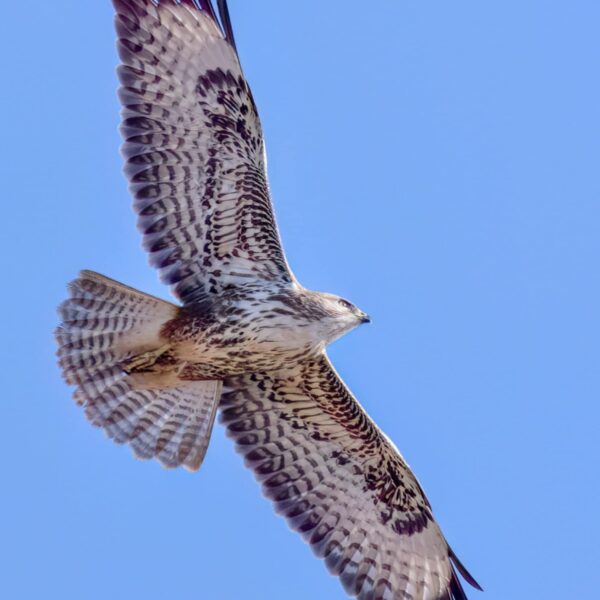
[338,299,353,310]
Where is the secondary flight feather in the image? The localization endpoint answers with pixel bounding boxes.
[55,2,482,599]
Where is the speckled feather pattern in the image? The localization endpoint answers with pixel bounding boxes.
[54,2,481,599]
[115,0,293,304]
[56,271,221,471]
[222,357,465,600]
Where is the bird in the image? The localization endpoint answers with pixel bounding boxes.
[55,2,483,599]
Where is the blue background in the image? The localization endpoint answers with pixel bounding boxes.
[2,1,599,598]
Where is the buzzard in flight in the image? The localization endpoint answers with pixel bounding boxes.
[56,2,482,599]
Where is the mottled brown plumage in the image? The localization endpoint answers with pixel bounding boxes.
[55,2,481,599]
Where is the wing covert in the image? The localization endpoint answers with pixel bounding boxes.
[114,0,293,304]
[221,356,480,600]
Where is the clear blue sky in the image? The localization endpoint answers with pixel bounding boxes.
[2,2,599,598]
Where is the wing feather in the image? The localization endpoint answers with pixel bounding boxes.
[221,356,480,600]
[113,0,293,304]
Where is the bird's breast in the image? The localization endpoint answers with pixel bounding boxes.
[165,302,323,377]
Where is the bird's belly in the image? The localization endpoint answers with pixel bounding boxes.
[172,326,319,379]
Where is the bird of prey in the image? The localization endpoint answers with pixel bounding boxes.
[55,2,482,599]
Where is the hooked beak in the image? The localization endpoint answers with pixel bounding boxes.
[360,313,371,324]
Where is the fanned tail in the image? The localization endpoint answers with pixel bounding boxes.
[56,270,221,471]
[56,270,177,387]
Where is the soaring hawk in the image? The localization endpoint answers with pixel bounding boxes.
[55,2,482,599]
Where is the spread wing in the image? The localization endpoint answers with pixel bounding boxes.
[114,0,293,304]
[221,356,481,600]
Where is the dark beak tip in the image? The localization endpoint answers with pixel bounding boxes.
[361,315,371,324]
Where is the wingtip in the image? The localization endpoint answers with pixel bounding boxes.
[216,0,238,52]
[118,0,237,52]
[196,0,217,21]
[449,547,484,592]
[112,0,219,27]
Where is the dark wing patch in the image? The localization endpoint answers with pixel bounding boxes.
[114,0,293,304]
[221,355,480,600]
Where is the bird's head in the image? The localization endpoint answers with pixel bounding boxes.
[309,291,370,344]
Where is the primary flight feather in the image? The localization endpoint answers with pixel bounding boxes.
[55,2,482,598]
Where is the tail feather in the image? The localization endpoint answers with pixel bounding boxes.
[57,270,176,384]
[85,373,222,470]
[56,270,222,471]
